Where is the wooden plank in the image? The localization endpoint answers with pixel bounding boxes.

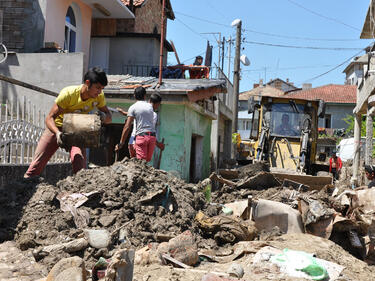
[170,40,181,64]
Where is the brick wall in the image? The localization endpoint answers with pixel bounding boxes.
[0,0,44,53]
[116,0,165,35]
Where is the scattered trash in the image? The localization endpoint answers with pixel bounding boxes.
[158,230,199,266]
[56,191,99,228]
[253,246,344,280]
[104,249,134,281]
[253,199,304,234]
[195,211,257,244]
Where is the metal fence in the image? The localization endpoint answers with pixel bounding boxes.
[0,97,69,164]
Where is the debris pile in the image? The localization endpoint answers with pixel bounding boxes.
[2,160,375,280]
[2,158,208,269]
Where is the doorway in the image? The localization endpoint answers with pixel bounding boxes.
[190,134,203,183]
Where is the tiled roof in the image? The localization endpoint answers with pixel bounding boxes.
[284,84,356,104]
[239,85,284,101]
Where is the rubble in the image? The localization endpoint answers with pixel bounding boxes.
[1,159,375,280]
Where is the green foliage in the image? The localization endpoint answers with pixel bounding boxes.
[343,114,375,157]
[343,114,375,137]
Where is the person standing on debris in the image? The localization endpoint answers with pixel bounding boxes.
[115,87,164,162]
[24,67,112,178]
[365,165,375,188]
[329,153,342,180]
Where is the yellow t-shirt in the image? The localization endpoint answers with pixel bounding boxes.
[54,85,106,127]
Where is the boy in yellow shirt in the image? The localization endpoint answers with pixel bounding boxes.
[24,67,112,178]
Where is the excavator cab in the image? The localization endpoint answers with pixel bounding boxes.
[247,95,332,188]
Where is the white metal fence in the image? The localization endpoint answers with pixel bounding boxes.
[0,97,69,164]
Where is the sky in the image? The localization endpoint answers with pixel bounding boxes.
[166,0,373,92]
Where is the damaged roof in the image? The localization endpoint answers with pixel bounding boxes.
[121,0,175,19]
[105,75,227,102]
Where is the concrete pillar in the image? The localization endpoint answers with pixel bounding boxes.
[351,113,362,187]
[366,106,374,165]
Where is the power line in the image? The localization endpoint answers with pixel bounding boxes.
[175,18,210,41]
[285,0,361,32]
[175,11,362,42]
[243,40,364,51]
[242,27,361,42]
[303,50,365,82]
[175,11,230,28]
[180,44,218,64]
[242,64,334,72]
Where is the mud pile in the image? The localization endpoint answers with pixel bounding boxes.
[3,158,210,268]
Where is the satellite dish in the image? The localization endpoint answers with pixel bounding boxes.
[231,19,241,27]
[240,54,250,66]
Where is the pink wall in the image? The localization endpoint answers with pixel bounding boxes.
[44,0,92,70]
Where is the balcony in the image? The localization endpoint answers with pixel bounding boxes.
[82,0,134,19]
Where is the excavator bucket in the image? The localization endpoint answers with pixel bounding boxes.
[270,169,333,190]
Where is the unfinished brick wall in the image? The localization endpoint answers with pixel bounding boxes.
[0,0,44,53]
[116,0,166,35]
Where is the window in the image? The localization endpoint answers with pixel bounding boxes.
[324,114,331,128]
[268,103,309,137]
[64,7,76,52]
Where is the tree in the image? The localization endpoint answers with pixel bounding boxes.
[343,114,375,137]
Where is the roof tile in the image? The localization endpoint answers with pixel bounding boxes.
[284,84,356,104]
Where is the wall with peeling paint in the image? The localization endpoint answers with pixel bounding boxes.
[107,101,212,182]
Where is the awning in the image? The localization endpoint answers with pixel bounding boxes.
[82,0,134,19]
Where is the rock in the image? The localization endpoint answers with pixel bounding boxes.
[98,215,117,227]
[84,229,110,249]
[18,236,38,250]
[46,256,86,281]
[227,263,244,278]
[64,238,88,253]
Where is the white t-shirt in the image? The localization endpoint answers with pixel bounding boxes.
[128,101,155,135]
[129,111,158,145]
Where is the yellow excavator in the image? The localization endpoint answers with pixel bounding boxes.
[246,95,332,188]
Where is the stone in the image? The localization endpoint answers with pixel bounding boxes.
[63,238,89,253]
[98,215,117,227]
[46,256,86,281]
[84,229,110,249]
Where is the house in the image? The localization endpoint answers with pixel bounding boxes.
[351,0,375,184]
[342,54,367,86]
[0,0,134,112]
[266,78,300,93]
[284,84,356,131]
[95,75,227,182]
[89,0,175,75]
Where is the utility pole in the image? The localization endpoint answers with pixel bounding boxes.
[227,36,232,80]
[158,0,166,85]
[231,20,242,134]
[221,36,225,71]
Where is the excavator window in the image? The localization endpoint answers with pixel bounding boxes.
[268,103,311,138]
